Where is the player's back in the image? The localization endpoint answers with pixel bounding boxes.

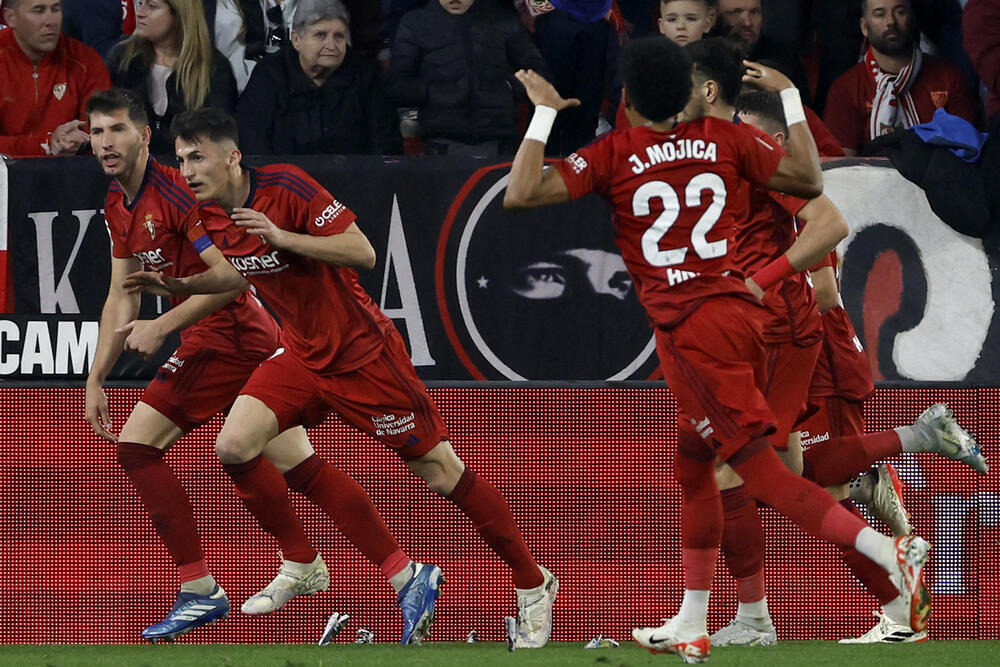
[555,116,784,327]
[104,159,280,356]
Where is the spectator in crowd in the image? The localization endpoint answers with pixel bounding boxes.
[716,0,812,105]
[387,0,548,157]
[61,0,136,60]
[824,0,979,156]
[203,0,267,94]
[0,0,111,157]
[237,0,400,155]
[963,0,1000,125]
[523,0,625,155]
[657,0,716,46]
[107,0,237,155]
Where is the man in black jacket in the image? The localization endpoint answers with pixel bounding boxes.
[236,0,401,155]
[387,0,549,157]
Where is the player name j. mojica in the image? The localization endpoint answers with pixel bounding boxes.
[629,139,719,174]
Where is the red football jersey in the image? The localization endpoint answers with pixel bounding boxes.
[808,251,875,400]
[192,164,393,375]
[553,117,783,328]
[104,158,279,356]
[733,123,822,347]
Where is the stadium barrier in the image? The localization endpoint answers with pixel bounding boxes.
[0,385,997,643]
[0,156,997,383]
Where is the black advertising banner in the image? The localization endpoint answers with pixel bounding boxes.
[3,156,999,384]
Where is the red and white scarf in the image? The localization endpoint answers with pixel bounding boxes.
[866,46,924,140]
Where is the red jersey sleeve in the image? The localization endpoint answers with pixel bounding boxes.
[184,209,221,255]
[278,166,358,237]
[104,193,132,259]
[732,124,784,187]
[768,190,807,217]
[552,133,615,200]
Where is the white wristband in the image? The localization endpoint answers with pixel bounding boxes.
[780,87,807,127]
[524,105,557,144]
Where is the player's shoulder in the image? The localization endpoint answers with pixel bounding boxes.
[145,159,199,214]
[254,163,323,201]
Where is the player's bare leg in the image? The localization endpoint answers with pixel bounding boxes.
[116,402,231,642]
[407,442,557,648]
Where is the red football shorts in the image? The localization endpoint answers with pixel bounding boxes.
[762,340,821,450]
[660,297,777,462]
[798,395,866,450]
[140,340,268,432]
[239,331,449,461]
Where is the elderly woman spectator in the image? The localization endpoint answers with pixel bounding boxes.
[236,0,401,155]
[107,0,237,155]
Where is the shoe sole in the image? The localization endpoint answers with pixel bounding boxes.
[876,463,912,537]
[405,570,444,645]
[897,536,932,633]
[633,638,710,663]
[145,612,229,643]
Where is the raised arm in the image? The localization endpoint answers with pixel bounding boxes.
[503,69,578,210]
[743,61,823,198]
[85,256,143,440]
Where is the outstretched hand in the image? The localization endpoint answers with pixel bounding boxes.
[514,69,581,111]
[122,270,184,297]
[742,60,794,92]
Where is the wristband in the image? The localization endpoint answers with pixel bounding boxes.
[750,254,795,291]
[779,87,807,127]
[524,105,557,144]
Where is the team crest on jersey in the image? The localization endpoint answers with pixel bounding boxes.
[52,83,67,100]
[144,214,156,240]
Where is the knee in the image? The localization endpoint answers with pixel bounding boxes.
[408,442,465,496]
[215,429,257,464]
[675,454,718,500]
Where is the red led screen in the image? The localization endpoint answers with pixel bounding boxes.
[0,386,996,644]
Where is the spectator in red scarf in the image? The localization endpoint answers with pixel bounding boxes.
[824,0,978,156]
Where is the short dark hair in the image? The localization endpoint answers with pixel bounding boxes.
[684,37,744,107]
[171,108,240,146]
[86,88,149,127]
[861,0,912,17]
[620,36,693,123]
[735,89,787,135]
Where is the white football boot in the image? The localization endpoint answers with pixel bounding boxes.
[710,616,777,647]
[512,566,559,648]
[633,616,711,663]
[839,610,929,643]
[242,553,330,614]
[869,463,912,537]
[914,404,988,474]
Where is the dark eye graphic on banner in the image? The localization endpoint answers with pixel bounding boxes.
[435,165,659,381]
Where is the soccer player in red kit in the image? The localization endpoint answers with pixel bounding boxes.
[85,88,424,643]
[124,108,557,648]
[503,36,931,662]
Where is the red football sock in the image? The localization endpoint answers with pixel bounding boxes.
[222,455,317,563]
[720,486,766,603]
[802,431,902,487]
[447,467,543,589]
[117,442,206,571]
[837,499,899,604]
[675,435,723,590]
[732,439,866,548]
[284,454,401,570]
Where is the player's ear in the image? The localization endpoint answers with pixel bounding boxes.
[705,7,717,31]
[704,80,718,104]
[229,147,242,167]
[141,124,152,145]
